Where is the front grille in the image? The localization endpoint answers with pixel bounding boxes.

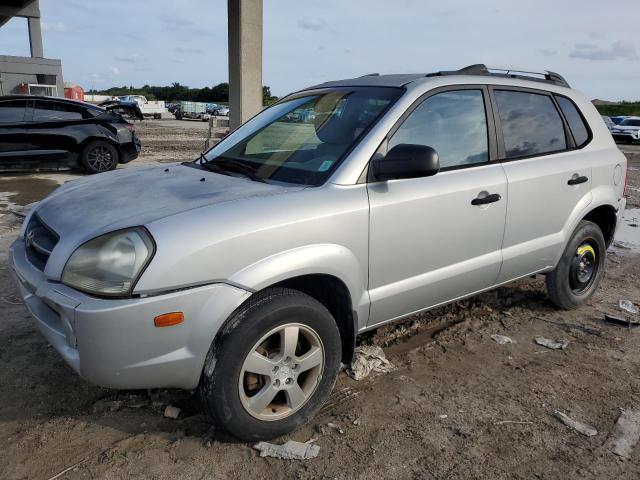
[25,214,59,271]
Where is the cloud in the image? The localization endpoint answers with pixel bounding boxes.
[298,18,327,31]
[569,41,639,61]
[175,45,204,55]
[158,14,193,28]
[538,48,557,57]
[111,66,120,75]
[114,53,144,63]
[41,21,66,33]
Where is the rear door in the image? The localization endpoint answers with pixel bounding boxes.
[0,99,29,165]
[25,99,89,164]
[367,86,508,326]
[491,87,593,282]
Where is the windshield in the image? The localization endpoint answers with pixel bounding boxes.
[620,118,640,127]
[202,86,402,185]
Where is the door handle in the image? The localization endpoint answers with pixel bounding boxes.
[568,175,588,186]
[471,193,501,206]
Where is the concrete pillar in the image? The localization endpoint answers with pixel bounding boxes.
[228,0,262,130]
[27,16,43,58]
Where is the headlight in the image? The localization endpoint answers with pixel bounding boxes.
[62,227,155,296]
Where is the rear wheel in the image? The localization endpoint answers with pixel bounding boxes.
[546,220,606,309]
[199,288,341,441]
[81,140,118,174]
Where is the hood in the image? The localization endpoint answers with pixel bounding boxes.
[35,163,301,241]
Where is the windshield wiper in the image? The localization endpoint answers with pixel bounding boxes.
[202,157,266,183]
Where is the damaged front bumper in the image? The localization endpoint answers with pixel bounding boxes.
[9,237,250,390]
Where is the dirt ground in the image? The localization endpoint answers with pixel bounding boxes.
[1,121,639,480]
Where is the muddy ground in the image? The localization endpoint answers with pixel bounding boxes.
[0,122,639,479]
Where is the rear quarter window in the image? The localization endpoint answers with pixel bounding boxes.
[555,95,590,147]
[494,90,567,159]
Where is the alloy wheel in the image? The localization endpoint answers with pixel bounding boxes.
[238,323,324,421]
[87,145,114,172]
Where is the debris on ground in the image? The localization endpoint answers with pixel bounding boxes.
[553,410,598,437]
[534,336,569,350]
[491,334,514,345]
[347,345,396,380]
[163,405,181,419]
[254,440,320,460]
[606,409,640,458]
[327,422,345,434]
[92,399,123,414]
[619,300,639,315]
[9,202,38,219]
[604,313,640,328]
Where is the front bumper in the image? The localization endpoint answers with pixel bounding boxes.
[612,133,639,143]
[9,237,250,390]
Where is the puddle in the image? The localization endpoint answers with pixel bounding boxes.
[0,176,60,208]
[613,208,640,255]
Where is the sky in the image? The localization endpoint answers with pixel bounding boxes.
[0,0,638,100]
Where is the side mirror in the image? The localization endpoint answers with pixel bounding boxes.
[372,144,439,181]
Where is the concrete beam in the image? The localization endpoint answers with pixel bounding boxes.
[228,0,263,130]
[0,0,40,27]
[27,16,43,57]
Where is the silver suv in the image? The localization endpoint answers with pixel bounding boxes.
[10,65,627,440]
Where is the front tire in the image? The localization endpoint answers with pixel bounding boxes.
[199,288,341,441]
[81,140,119,174]
[546,220,606,309]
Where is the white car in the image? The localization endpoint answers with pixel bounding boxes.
[611,116,640,143]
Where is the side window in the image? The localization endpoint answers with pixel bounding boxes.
[555,95,590,147]
[0,100,27,123]
[494,90,566,158]
[389,90,489,169]
[33,101,84,121]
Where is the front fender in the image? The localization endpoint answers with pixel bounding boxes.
[228,243,370,326]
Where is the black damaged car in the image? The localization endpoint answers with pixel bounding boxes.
[0,95,142,174]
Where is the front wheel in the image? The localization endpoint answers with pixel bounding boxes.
[199,288,341,441]
[546,220,606,309]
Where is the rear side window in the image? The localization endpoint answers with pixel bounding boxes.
[33,101,84,121]
[494,90,566,158]
[555,96,590,147]
[389,89,489,169]
[0,100,27,123]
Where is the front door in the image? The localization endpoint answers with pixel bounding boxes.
[367,87,507,326]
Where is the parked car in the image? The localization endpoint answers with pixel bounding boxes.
[602,115,616,132]
[611,116,640,143]
[10,65,627,441]
[98,99,144,121]
[212,105,230,116]
[610,115,627,125]
[0,95,141,173]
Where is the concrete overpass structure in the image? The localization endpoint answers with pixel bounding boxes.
[0,0,63,96]
[0,0,263,127]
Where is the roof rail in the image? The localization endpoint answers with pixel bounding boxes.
[426,64,570,88]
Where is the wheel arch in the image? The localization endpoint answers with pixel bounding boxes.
[582,203,617,248]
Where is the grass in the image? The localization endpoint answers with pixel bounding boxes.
[595,102,640,117]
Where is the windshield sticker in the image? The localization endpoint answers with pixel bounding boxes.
[318,160,333,172]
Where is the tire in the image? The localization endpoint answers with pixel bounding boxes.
[81,140,119,174]
[546,220,606,309]
[199,288,342,441]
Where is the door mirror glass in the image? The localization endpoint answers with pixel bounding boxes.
[373,144,439,181]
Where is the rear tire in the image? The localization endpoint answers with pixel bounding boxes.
[199,288,341,441]
[81,140,119,174]
[546,220,606,309]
